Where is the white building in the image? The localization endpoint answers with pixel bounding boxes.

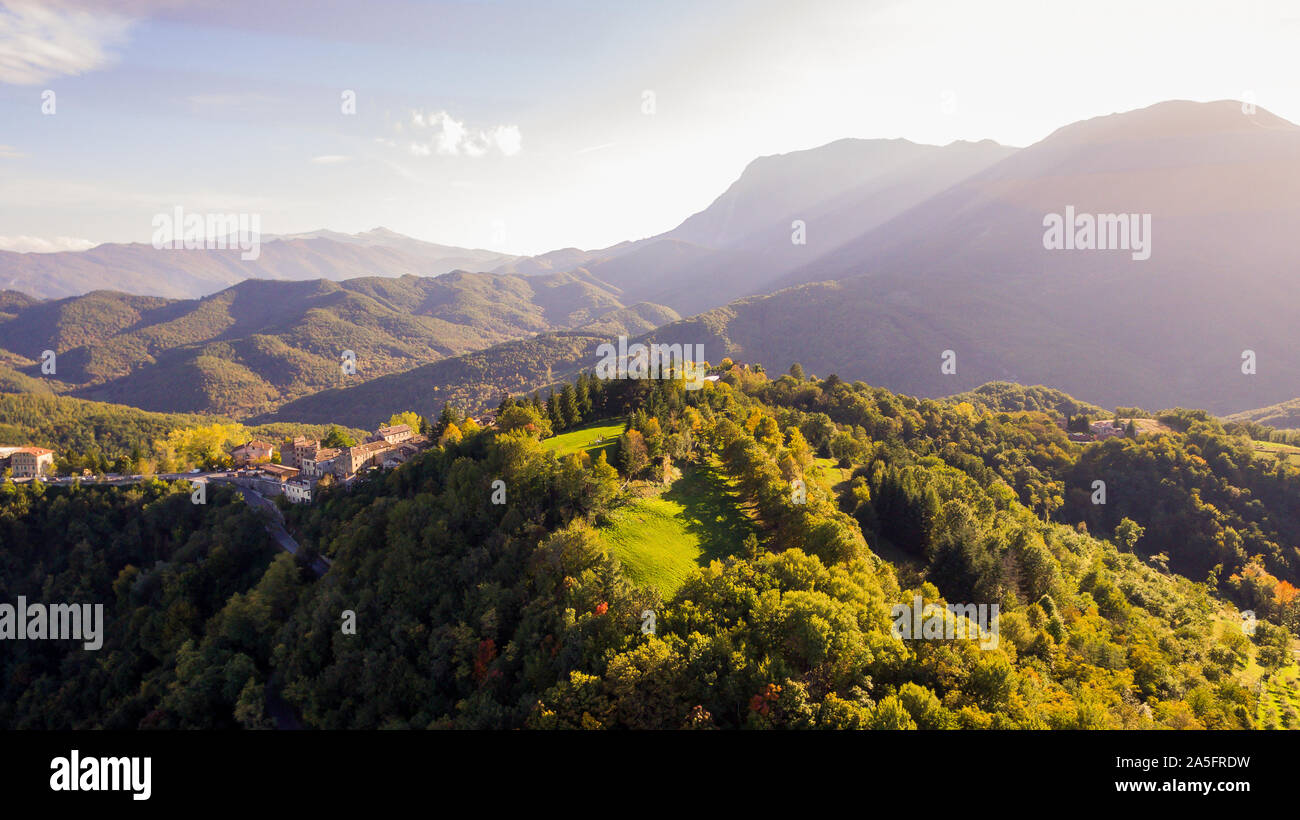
[283,480,313,504]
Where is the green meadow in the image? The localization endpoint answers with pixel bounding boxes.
[597,463,755,596]
[542,418,627,460]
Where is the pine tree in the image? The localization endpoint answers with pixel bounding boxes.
[547,391,563,431]
[576,373,593,415]
[561,383,580,429]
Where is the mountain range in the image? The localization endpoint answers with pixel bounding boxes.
[1,99,1298,423]
[0,227,518,300]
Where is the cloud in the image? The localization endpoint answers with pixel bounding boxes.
[310,154,350,164]
[0,234,97,252]
[0,143,24,158]
[405,109,521,158]
[0,1,136,85]
[491,125,522,157]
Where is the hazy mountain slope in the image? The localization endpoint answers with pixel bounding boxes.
[668,137,1015,258]
[759,101,1300,413]
[500,138,1015,315]
[270,226,513,265]
[0,229,517,300]
[491,247,601,276]
[1226,398,1300,430]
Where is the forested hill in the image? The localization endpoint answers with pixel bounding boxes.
[4,367,1295,729]
[0,272,675,419]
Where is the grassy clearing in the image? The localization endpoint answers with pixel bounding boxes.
[1251,440,1300,466]
[597,462,755,596]
[542,418,626,460]
[811,456,852,494]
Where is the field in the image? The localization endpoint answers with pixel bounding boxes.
[541,418,627,460]
[810,456,852,493]
[1251,440,1300,466]
[596,462,755,596]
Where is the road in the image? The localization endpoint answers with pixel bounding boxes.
[14,469,332,577]
[221,479,332,577]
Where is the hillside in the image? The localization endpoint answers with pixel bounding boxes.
[1226,397,1300,430]
[945,382,1107,418]
[12,364,1295,730]
[0,272,663,418]
[0,392,365,463]
[262,330,612,427]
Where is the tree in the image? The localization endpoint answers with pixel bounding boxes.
[321,426,357,449]
[439,423,463,447]
[546,391,563,431]
[618,430,650,477]
[788,362,805,381]
[560,384,581,429]
[755,416,782,452]
[1114,517,1145,552]
[576,373,593,415]
[498,404,552,439]
[387,411,423,432]
[437,404,465,438]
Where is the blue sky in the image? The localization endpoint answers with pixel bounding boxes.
[2,0,1299,255]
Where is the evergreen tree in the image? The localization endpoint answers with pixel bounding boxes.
[546,391,563,432]
[561,384,581,429]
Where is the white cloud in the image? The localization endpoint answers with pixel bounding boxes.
[0,234,97,252]
[492,125,522,157]
[310,154,350,164]
[0,1,135,85]
[404,109,521,158]
[0,143,24,158]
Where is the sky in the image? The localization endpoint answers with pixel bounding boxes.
[1,0,1299,256]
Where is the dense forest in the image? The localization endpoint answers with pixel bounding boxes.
[1,366,1296,729]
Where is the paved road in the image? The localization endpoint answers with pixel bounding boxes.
[217,479,332,577]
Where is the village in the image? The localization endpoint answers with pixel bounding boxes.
[0,421,434,505]
[1058,416,1172,443]
[225,423,432,504]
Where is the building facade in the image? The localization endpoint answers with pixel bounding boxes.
[282,437,320,469]
[232,439,275,465]
[4,447,55,477]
